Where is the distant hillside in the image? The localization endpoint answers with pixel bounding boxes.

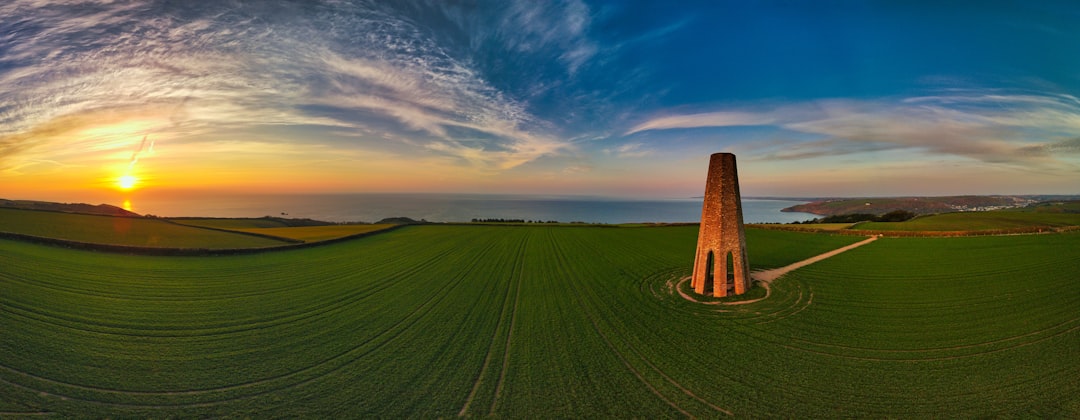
[0,198,140,217]
[1021,200,1080,214]
[783,196,1036,217]
[376,216,428,224]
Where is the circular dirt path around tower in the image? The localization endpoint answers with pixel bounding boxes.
[675,235,879,305]
[675,276,770,305]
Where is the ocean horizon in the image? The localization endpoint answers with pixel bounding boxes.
[127,193,820,225]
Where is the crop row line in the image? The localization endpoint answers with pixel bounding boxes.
[551,230,731,417]
[487,230,530,416]
[753,322,1080,363]
[0,240,417,302]
[457,231,529,417]
[0,244,461,338]
[781,313,1080,356]
[624,245,854,413]
[0,237,501,408]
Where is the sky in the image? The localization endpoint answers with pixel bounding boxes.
[2,0,1079,205]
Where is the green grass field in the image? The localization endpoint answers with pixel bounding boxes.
[0,208,290,248]
[1,225,1077,417]
[762,234,1080,415]
[855,210,1080,231]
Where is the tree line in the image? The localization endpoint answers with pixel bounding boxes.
[791,210,917,224]
[471,218,561,224]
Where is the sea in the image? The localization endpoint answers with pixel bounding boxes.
[130,194,819,225]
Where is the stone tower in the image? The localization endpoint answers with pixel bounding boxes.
[691,153,751,297]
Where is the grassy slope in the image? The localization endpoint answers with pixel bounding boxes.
[855,211,1080,231]
[1021,200,1080,213]
[0,208,288,248]
[786,196,1021,216]
[1,225,1077,417]
[234,224,397,242]
[750,222,853,231]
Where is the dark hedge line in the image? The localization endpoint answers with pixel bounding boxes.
[0,224,406,256]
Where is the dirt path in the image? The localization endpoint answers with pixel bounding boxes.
[675,276,770,305]
[752,235,879,283]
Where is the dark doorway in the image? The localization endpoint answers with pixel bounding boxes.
[725,251,736,294]
[703,251,715,295]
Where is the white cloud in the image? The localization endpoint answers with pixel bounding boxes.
[625,111,778,135]
[605,142,651,158]
[626,92,1080,168]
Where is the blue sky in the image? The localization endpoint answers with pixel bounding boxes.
[1,0,1078,201]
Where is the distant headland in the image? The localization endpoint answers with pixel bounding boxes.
[777,195,1080,217]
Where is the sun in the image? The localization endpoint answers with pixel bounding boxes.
[118,174,137,190]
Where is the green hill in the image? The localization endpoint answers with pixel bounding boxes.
[0,208,290,249]
[854,210,1080,231]
[0,198,139,217]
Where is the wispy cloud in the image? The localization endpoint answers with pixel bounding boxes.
[562,164,591,174]
[627,92,1080,168]
[625,111,778,134]
[605,142,652,158]
[496,0,597,75]
[314,41,571,170]
[0,0,574,174]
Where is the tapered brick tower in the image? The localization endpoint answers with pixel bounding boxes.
[691,153,751,297]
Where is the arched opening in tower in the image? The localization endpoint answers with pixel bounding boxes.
[703,250,715,295]
[725,250,736,295]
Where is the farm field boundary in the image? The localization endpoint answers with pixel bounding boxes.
[158,220,305,243]
[232,224,397,242]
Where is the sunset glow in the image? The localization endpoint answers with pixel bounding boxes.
[118,175,137,191]
[1,1,1077,206]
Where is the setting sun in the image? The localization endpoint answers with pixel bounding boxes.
[118,174,137,190]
